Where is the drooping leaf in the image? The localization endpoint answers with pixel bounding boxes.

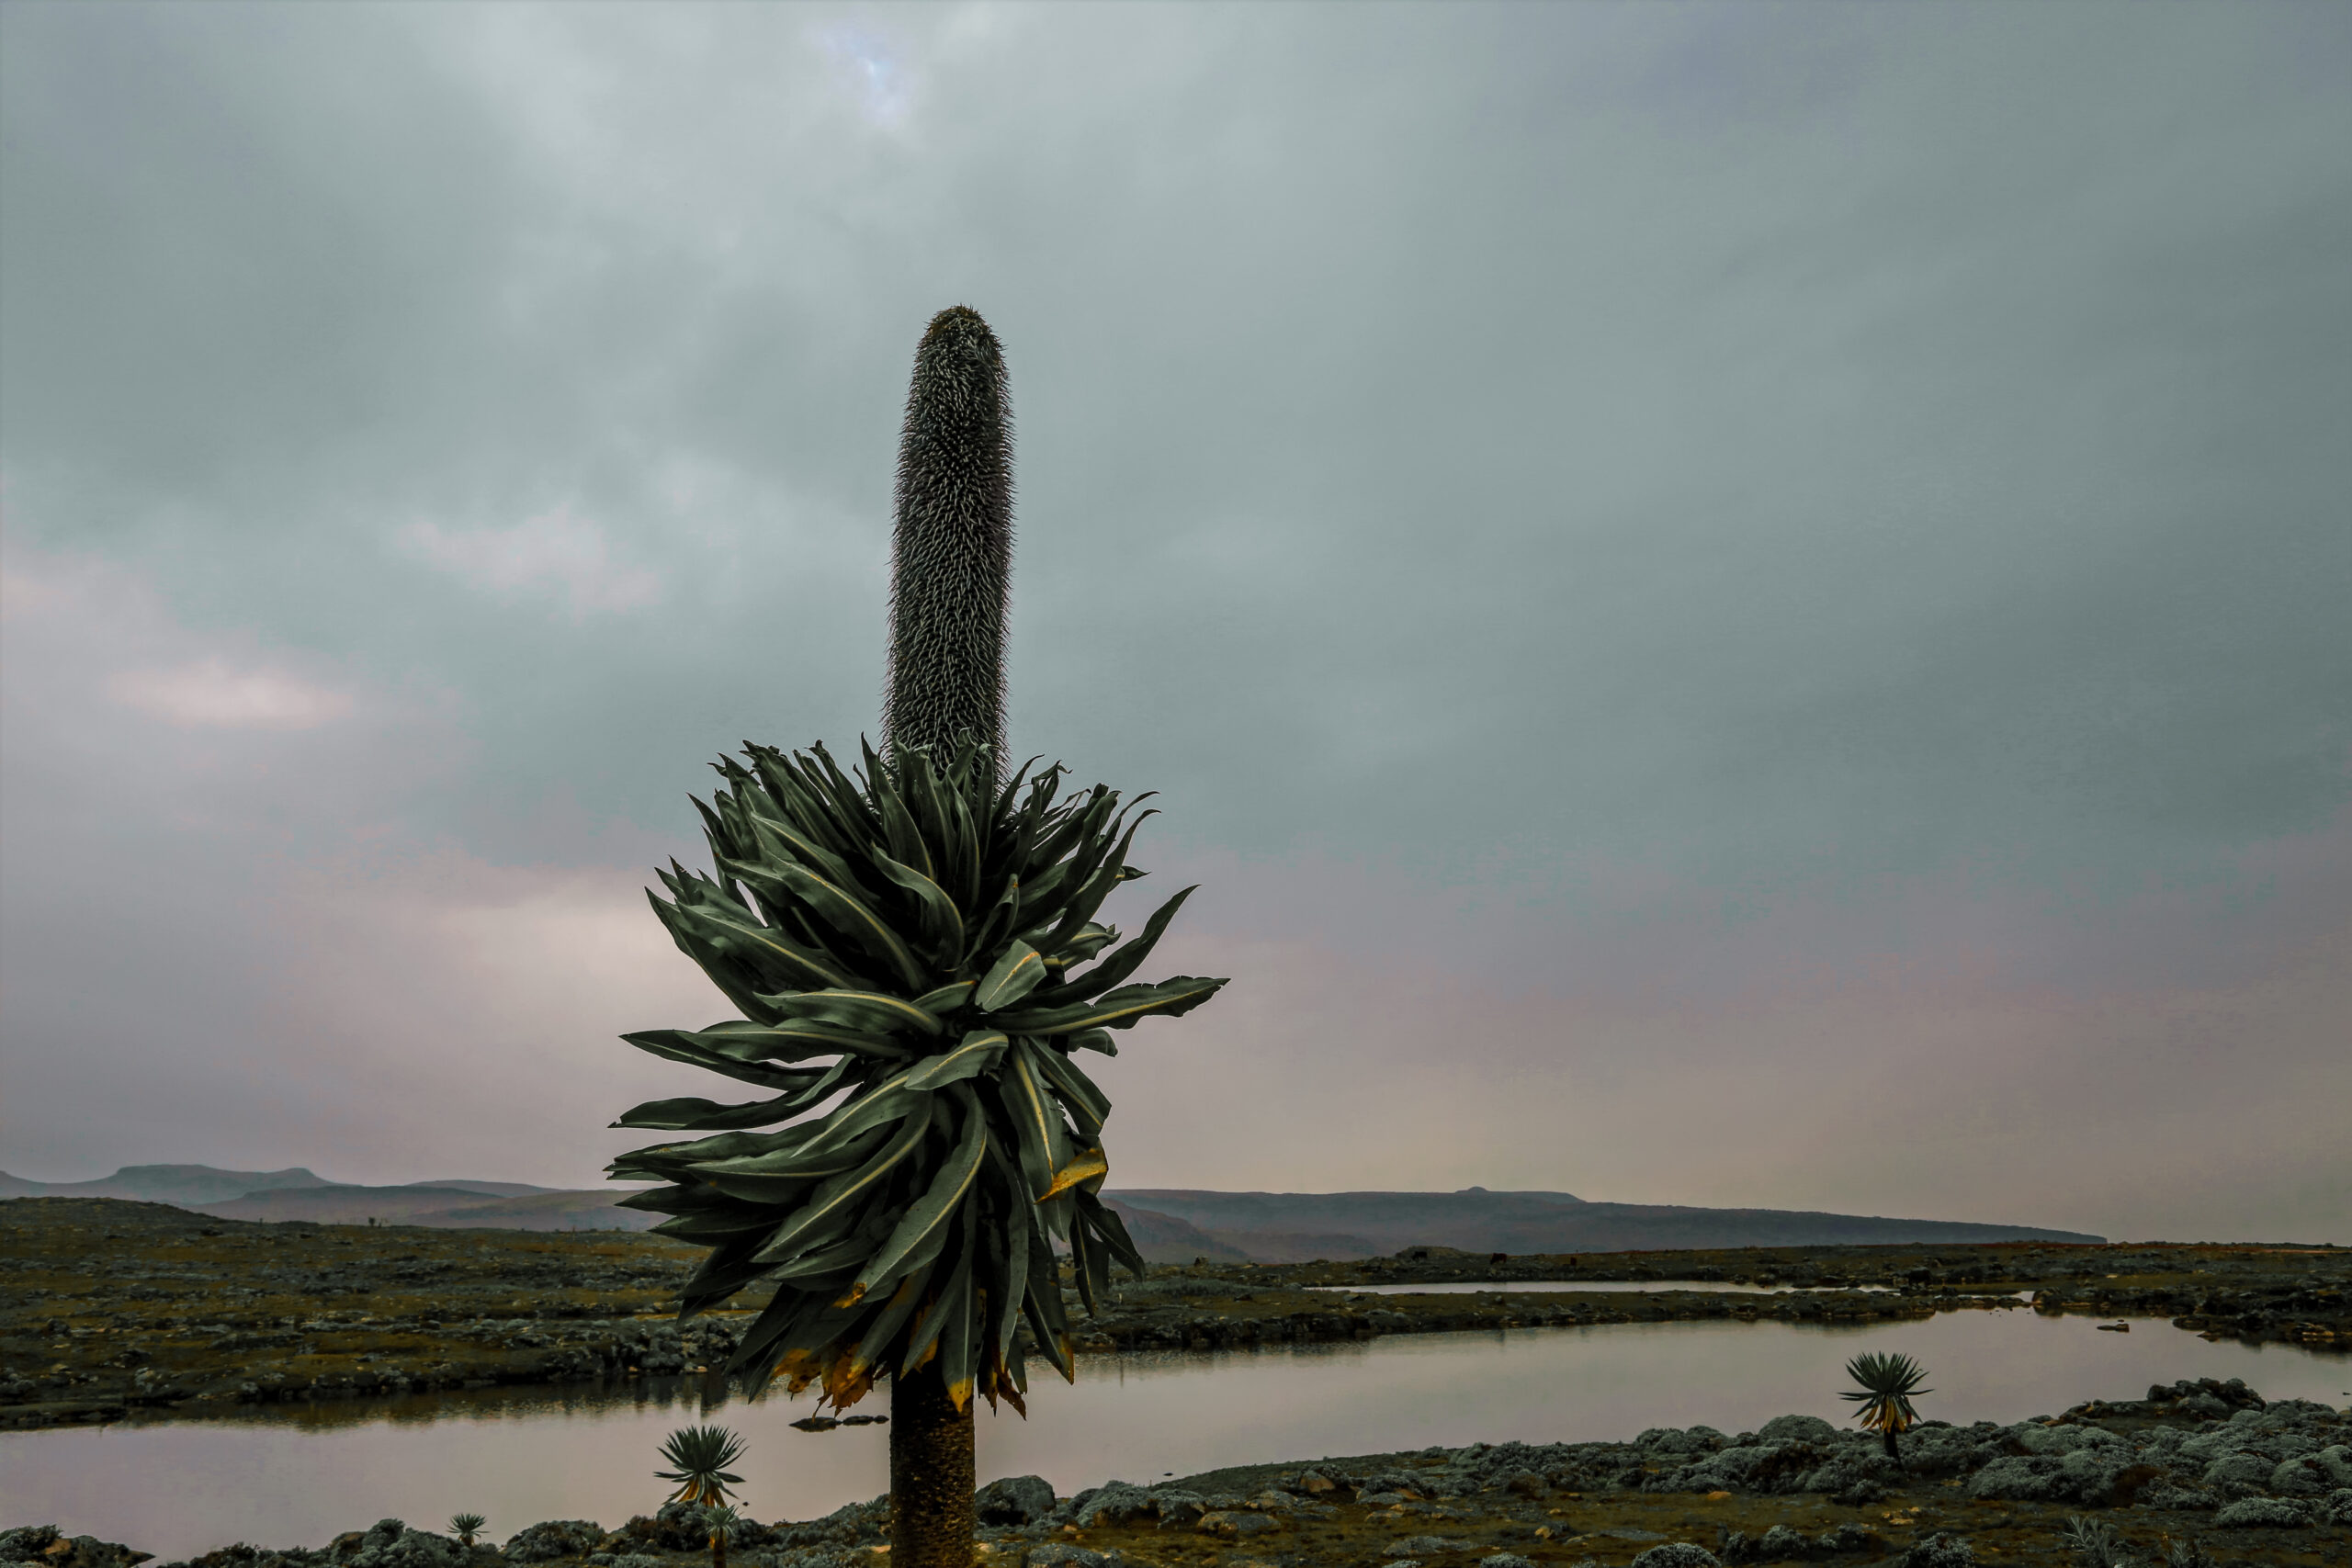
[1039,1145,1108,1201]
[618,1027,828,1090]
[991,975,1229,1034]
[995,1046,1072,1202]
[611,1084,831,1132]
[750,1105,933,1265]
[844,1088,987,1302]
[1075,1187,1148,1279]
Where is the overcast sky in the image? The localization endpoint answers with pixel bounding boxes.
[3,2,2346,1243]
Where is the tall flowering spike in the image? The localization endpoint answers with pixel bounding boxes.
[885,306,1013,775]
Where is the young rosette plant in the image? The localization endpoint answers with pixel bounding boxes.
[657,1423,747,1506]
[447,1516,486,1549]
[609,732,1225,1416]
[696,1506,749,1568]
[1841,1350,1932,1460]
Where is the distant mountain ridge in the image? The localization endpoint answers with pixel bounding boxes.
[0,1165,655,1231]
[1112,1187,2104,1260]
[0,1166,2104,1250]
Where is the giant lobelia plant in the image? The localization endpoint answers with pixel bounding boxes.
[608,308,1225,1568]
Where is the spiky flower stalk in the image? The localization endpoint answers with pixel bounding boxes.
[885,306,1013,776]
[885,303,1011,1567]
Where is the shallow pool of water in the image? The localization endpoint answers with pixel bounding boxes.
[1306,1280,1899,1296]
[6,1314,2345,1558]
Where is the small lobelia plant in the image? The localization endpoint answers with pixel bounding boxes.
[447,1515,486,1549]
[2158,1536,2217,1568]
[2061,1515,2139,1568]
[658,1426,750,1568]
[658,1423,746,1506]
[696,1505,749,1568]
[1841,1350,1931,1461]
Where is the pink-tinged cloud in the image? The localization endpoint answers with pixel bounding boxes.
[107,659,354,730]
[399,508,662,618]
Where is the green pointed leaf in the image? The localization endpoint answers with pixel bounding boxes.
[872,852,965,968]
[991,975,1228,1034]
[627,1020,912,1070]
[653,1205,781,1244]
[611,1087,824,1132]
[751,1105,932,1264]
[647,893,785,1027]
[752,862,927,991]
[666,897,868,994]
[899,1213,977,1376]
[1069,1215,1099,1316]
[1076,1188,1148,1279]
[995,1046,1072,1201]
[846,1089,987,1302]
[973,940,1046,1011]
[965,874,1023,963]
[741,802,878,905]
[902,1031,1010,1091]
[845,1264,933,1377]
[1024,886,1198,1008]
[912,980,975,1015]
[678,1234,778,1314]
[938,1253,978,1411]
[766,989,945,1038]
[1024,1041,1109,1138]
[983,1148,1030,1376]
[618,1026,820,1090]
[1032,808,1158,947]
[1021,1219,1073,1382]
[689,1124,888,1205]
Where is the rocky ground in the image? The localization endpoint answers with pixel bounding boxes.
[8,1379,2349,1567]
[2,1201,2346,1431]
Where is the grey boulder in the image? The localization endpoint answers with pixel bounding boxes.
[1062,1483,1157,1529]
[975,1476,1057,1526]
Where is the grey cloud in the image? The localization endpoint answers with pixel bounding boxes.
[3,4,2346,1233]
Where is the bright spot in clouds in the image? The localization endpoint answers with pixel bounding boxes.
[400,507,661,617]
[817,23,910,125]
[107,659,354,730]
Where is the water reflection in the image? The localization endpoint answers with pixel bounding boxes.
[7,1313,2344,1559]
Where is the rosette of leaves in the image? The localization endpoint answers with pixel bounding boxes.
[609,733,1225,1416]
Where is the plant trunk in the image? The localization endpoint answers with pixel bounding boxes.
[1883,1427,1900,1462]
[709,1536,726,1568]
[890,1363,975,1568]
